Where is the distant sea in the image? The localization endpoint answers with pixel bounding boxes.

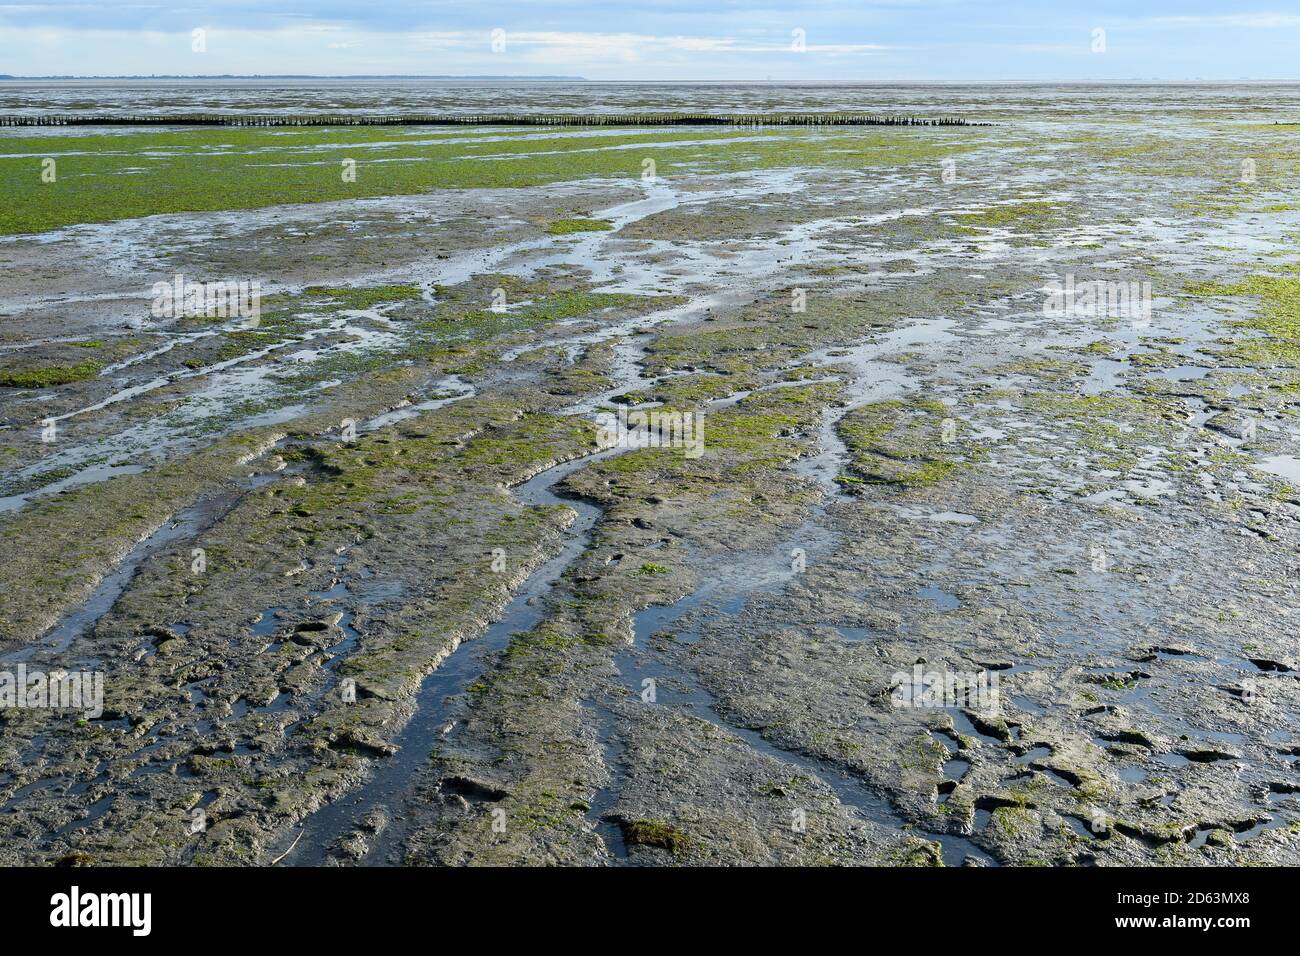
[2,78,1298,122]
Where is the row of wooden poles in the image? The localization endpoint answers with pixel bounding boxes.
[0,112,985,128]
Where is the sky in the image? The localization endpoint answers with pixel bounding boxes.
[1,1,1299,81]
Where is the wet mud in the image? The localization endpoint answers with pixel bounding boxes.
[3,86,1300,866]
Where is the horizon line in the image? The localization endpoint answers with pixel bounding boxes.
[3,75,1298,84]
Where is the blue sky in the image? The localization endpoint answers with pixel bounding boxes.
[2,1,1299,80]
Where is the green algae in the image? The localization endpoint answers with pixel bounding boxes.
[416,290,674,345]
[0,430,281,646]
[621,818,692,855]
[0,360,102,388]
[1,125,980,234]
[705,383,841,475]
[839,397,975,488]
[954,200,1061,233]
[1187,274,1300,365]
[893,841,945,867]
[304,284,426,310]
[1011,390,1181,473]
[545,218,614,235]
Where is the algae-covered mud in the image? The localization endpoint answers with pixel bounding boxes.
[4,82,1300,869]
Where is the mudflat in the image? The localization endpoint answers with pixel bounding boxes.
[2,83,1299,866]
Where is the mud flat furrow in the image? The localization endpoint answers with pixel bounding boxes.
[608,626,998,865]
[284,445,623,865]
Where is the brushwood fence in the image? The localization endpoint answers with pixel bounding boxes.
[0,112,987,128]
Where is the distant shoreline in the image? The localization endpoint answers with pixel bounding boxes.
[0,76,1296,85]
[0,74,586,81]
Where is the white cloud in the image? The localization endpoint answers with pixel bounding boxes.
[1140,13,1300,28]
[0,24,886,76]
[411,30,885,56]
